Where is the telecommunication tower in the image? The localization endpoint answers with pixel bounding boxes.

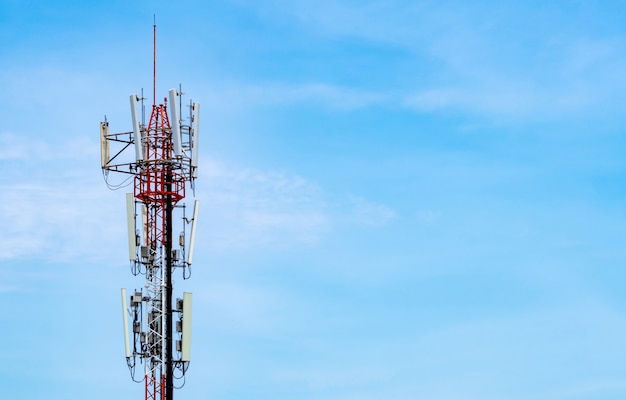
[100,23,200,400]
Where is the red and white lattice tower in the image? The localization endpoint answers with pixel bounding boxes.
[100,23,199,400]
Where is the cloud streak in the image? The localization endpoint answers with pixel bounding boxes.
[199,81,388,112]
[237,1,626,123]
[0,131,395,262]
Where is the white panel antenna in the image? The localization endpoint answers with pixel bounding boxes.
[130,94,144,162]
[187,200,199,265]
[181,292,192,362]
[191,102,200,178]
[126,193,136,261]
[121,288,131,358]
[100,122,110,168]
[102,25,200,398]
[168,88,183,157]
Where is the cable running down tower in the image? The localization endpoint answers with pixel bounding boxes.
[100,23,200,400]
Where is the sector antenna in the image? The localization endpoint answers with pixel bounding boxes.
[101,23,201,400]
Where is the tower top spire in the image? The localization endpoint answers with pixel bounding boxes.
[100,21,200,400]
[152,18,157,107]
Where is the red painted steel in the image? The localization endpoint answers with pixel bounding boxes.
[135,101,185,400]
[135,103,185,248]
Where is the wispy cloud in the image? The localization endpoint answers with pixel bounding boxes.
[0,132,394,261]
[0,180,124,263]
[403,82,595,120]
[198,160,331,250]
[240,1,626,123]
[343,195,395,226]
[200,81,387,112]
[0,131,129,263]
[197,158,399,251]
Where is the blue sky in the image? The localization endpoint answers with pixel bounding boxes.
[3,1,626,399]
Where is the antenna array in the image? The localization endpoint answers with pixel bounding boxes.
[101,25,200,400]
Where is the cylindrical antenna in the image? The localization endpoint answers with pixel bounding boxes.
[141,88,145,127]
[179,83,183,120]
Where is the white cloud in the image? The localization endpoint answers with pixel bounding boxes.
[0,132,97,163]
[240,1,626,122]
[199,161,331,250]
[344,195,395,226]
[200,81,387,112]
[0,180,124,263]
[0,132,128,263]
[284,83,387,110]
[0,130,394,261]
[247,0,427,46]
[403,83,595,120]
[196,160,398,251]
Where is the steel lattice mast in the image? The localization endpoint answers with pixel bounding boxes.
[100,23,199,400]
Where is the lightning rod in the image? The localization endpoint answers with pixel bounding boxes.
[101,23,200,400]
